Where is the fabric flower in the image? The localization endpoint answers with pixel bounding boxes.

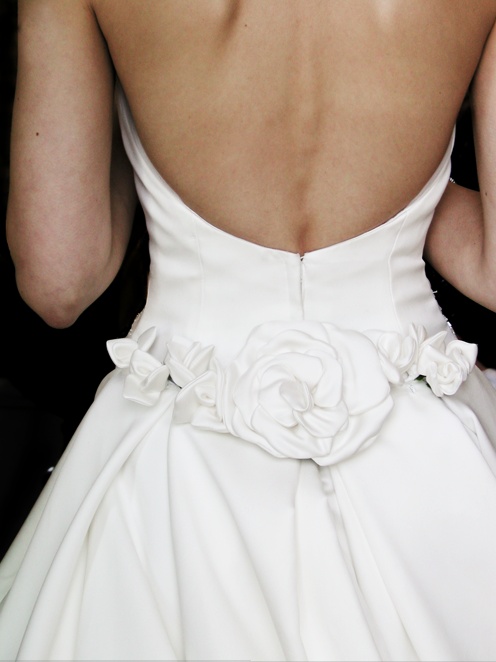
[367,324,421,384]
[107,321,477,464]
[173,363,228,432]
[217,321,393,465]
[417,333,477,396]
[166,337,215,387]
[107,327,170,406]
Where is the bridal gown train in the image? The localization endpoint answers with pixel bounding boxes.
[1,88,496,662]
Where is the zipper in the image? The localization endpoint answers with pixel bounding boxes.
[299,253,305,315]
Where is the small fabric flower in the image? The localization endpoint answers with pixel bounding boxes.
[166,337,215,387]
[107,327,170,406]
[367,324,421,384]
[417,334,477,396]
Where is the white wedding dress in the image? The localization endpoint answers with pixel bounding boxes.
[1,88,496,662]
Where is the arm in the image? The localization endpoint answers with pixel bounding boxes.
[6,0,136,329]
[425,19,496,313]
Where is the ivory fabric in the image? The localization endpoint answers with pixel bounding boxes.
[1,87,496,661]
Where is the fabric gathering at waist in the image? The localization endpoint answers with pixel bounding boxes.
[107,319,477,468]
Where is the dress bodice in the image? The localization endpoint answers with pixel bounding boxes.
[117,88,454,365]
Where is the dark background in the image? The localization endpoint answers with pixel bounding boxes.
[0,0,149,559]
[1,1,495,557]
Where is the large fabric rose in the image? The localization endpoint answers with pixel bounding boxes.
[211,321,393,465]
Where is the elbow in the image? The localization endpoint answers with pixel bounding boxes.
[476,252,496,314]
[38,308,81,330]
[15,272,86,329]
[19,293,83,329]
[9,239,117,328]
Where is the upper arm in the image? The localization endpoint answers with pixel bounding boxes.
[7,0,134,326]
[472,15,496,236]
[425,17,496,313]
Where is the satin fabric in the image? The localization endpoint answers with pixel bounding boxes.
[1,87,496,661]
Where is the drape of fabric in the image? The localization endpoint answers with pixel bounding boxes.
[1,87,496,661]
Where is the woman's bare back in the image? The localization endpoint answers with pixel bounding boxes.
[8,0,496,326]
[93,0,496,253]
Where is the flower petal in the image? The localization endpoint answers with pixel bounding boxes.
[106,338,138,369]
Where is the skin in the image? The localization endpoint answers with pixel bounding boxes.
[6,0,496,327]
